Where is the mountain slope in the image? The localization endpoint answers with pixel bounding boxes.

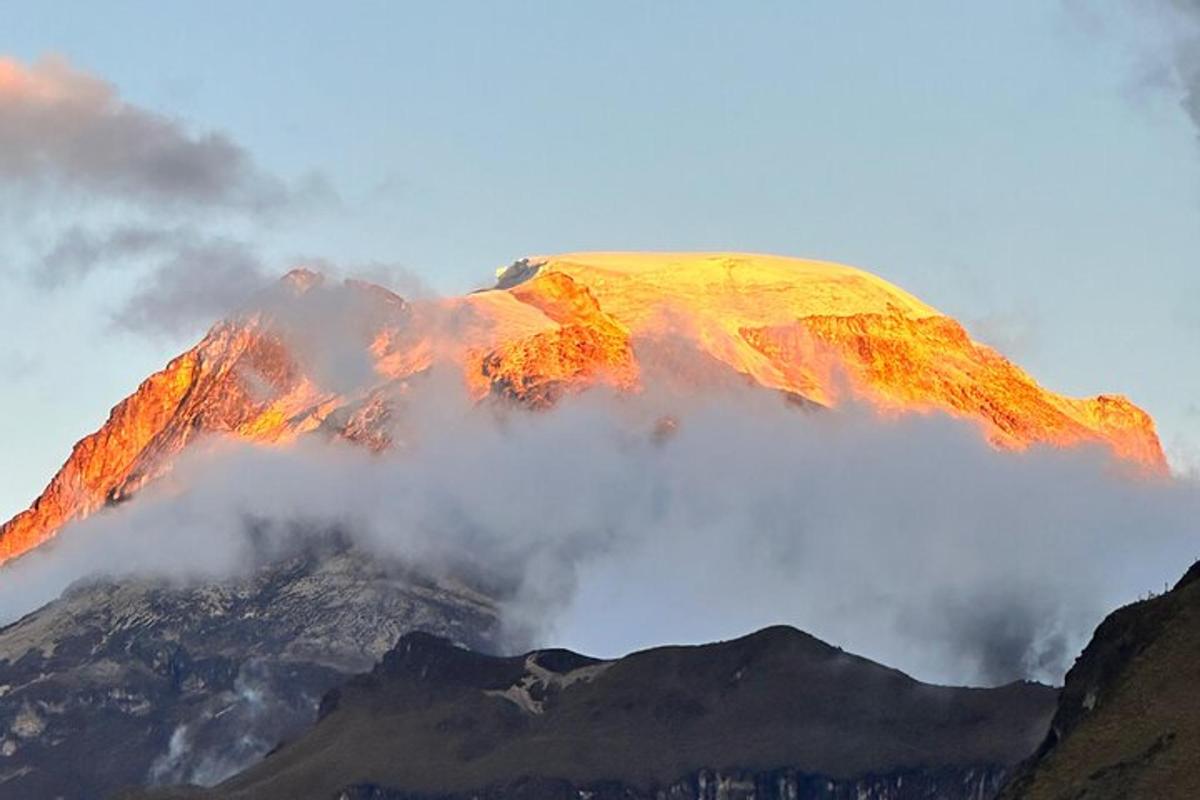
[0,543,498,799]
[512,254,1161,463]
[998,561,1200,800]
[0,270,411,563]
[0,252,1165,564]
[146,625,1058,800]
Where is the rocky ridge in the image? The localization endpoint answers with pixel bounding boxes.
[143,626,1058,800]
[0,543,499,799]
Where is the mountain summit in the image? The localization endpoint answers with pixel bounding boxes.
[0,252,1165,563]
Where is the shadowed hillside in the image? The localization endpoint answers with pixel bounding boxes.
[999,561,1200,800]
[0,543,498,799]
[134,625,1057,800]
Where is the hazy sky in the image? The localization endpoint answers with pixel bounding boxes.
[1,1,1199,521]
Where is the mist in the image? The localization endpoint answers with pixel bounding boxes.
[1,369,1196,688]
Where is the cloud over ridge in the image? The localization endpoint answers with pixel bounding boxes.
[2,374,1195,688]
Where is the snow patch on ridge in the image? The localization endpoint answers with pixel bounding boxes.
[493,258,545,290]
[486,654,612,715]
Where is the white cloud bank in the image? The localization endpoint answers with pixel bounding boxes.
[2,374,1196,688]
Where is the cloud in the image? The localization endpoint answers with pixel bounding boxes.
[1156,1,1200,135]
[0,55,302,213]
[34,224,191,288]
[967,308,1042,359]
[147,659,305,787]
[1,373,1196,689]
[107,247,436,346]
[111,238,271,336]
[0,350,38,382]
[1075,1,1200,140]
[31,224,282,340]
[0,54,340,342]
[1177,287,1200,335]
[1168,405,1200,478]
[289,257,440,301]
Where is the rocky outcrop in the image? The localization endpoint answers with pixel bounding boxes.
[475,271,638,407]
[747,312,1162,464]
[0,545,499,799]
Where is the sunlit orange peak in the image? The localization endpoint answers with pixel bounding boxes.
[0,252,1166,566]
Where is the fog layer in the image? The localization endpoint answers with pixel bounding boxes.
[1,376,1196,686]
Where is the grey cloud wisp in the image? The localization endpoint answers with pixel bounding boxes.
[0,56,292,212]
[0,377,1196,688]
[1151,0,1200,137]
[0,54,335,340]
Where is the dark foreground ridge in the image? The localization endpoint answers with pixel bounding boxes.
[135,624,1057,800]
[1000,560,1200,800]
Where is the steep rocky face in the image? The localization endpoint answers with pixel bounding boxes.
[153,626,1057,800]
[473,271,638,407]
[747,313,1160,462]
[0,545,499,799]
[0,252,1165,565]
[998,561,1200,800]
[0,271,413,564]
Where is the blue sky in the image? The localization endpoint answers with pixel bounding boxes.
[1,1,1199,520]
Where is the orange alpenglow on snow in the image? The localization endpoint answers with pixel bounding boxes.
[0,252,1165,564]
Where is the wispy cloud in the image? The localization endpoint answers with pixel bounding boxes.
[1070,0,1200,141]
[111,238,272,336]
[0,54,340,340]
[0,350,38,382]
[34,224,191,288]
[1152,0,1200,137]
[0,56,305,212]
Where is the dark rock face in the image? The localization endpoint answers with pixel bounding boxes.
[998,560,1200,800]
[172,626,1056,800]
[0,547,499,800]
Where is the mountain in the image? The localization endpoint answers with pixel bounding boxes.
[0,269,410,564]
[0,252,1165,564]
[998,561,1200,800]
[0,542,499,799]
[134,625,1057,800]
